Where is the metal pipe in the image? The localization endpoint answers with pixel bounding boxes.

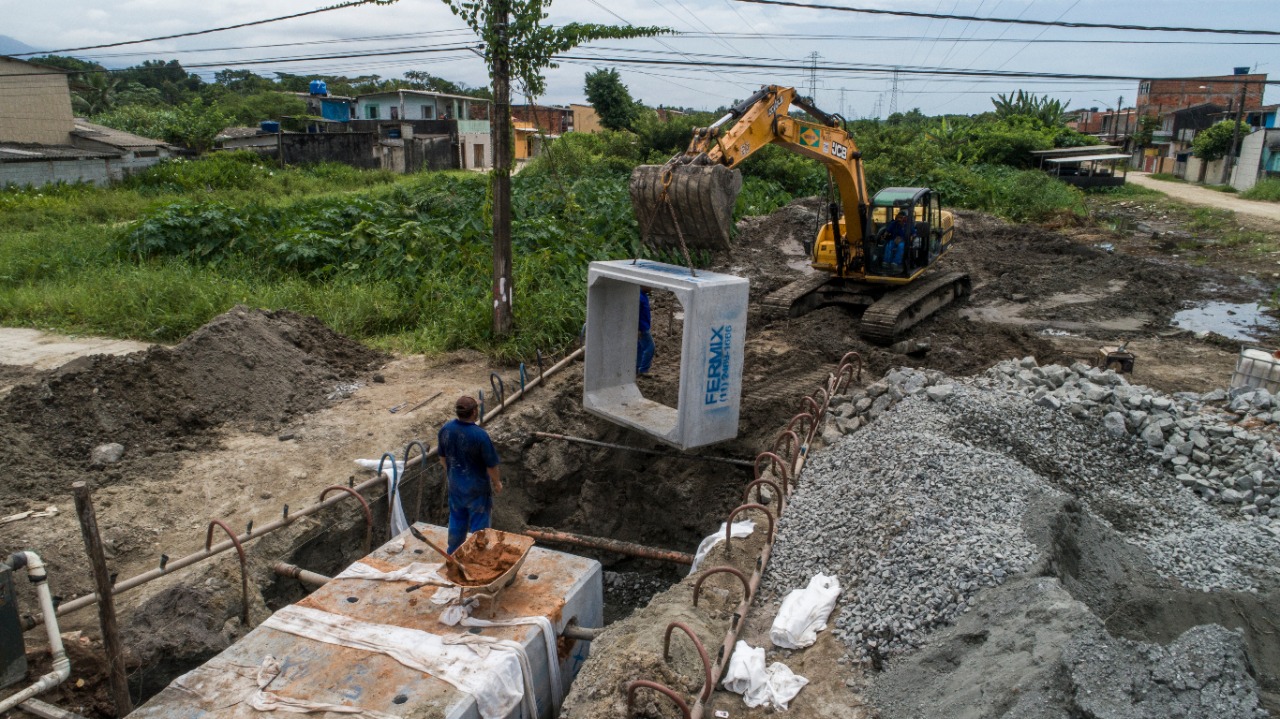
[18,698,89,719]
[1,552,70,713]
[561,621,605,641]
[523,528,695,565]
[21,346,584,631]
[532,432,753,468]
[483,348,582,425]
[272,561,332,587]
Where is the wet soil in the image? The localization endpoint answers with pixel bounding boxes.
[4,190,1279,717]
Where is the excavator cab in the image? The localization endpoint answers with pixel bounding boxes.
[867,188,954,280]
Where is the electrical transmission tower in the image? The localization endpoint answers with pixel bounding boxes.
[889,68,901,116]
[806,51,821,102]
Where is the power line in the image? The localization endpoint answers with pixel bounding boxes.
[729,0,1280,36]
[10,0,400,57]
[556,54,1280,85]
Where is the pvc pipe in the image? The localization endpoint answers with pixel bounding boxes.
[19,698,90,719]
[1,552,70,713]
[21,346,584,632]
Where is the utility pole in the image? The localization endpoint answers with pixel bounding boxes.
[490,0,513,337]
[1222,82,1247,186]
[839,87,847,118]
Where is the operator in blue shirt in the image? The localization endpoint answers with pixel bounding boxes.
[883,210,912,271]
[437,395,502,553]
[637,286,655,375]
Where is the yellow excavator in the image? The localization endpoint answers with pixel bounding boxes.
[630,85,969,344]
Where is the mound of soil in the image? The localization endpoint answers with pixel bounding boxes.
[0,306,385,510]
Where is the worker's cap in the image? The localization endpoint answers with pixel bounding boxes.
[455,395,479,414]
[896,210,908,217]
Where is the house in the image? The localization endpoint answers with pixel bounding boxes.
[1241,105,1278,130]
[0,55,175,186]
[571,104,603,134]
[290,91,355,122]
[1136,68,1267,119]
[1230,128,1280,191]
[1066,107,1136,147]
[512,104,573,134]
[513,120,558,161]
[1139,102,1225,173]
[355,90,491,169]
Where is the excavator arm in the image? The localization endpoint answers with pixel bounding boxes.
[630,85,870,274]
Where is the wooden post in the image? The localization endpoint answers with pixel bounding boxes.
[72,482,133,716]
[490,0,514,338]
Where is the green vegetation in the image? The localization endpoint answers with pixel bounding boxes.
[585,68,641,131]
[1149,173,1185,183]
[0,81,1124,359]
[1191,120,1251,162]
[1242,179,1280,202]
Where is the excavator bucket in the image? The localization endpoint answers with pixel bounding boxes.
[630,164,743,252]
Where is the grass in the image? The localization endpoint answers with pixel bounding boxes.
[1086,183,1162,198]
[1242,178,1280,202]
[1205,184,1238,194]
[1149,172,1186,183]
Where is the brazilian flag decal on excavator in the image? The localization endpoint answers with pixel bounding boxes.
[799,127,821,148]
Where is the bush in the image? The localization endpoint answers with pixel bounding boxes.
[1242,178,1280,202]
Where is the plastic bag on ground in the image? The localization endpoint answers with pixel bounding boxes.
[721,640,809,710]
[770,573,841,649]
[689,520,755,574]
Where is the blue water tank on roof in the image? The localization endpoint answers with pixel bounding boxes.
[260,120,281,133]
[309,80,328,96]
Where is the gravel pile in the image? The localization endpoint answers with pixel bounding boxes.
[981,357,1280,519]
[762,360,1280,664]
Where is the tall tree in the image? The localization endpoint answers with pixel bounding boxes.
[440,0,664,338]
[584,67,639,131]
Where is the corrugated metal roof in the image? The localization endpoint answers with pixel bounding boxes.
[72,120,172,149]
[1044,153,1132,164]
[0,143,118,162]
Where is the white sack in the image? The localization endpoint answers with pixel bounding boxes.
[689,520,755,574]
[355,458,409,536]
[770,573,841,649]
[721,640,808,710]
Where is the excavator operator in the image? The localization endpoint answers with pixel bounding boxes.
[883,211,914,273]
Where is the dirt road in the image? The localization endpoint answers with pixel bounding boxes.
[1128,172,1280,221]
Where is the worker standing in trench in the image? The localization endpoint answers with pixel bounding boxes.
[637,286,654,375]
[438,395,503,553]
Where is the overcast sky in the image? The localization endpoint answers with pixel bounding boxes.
[2,0,1276,116]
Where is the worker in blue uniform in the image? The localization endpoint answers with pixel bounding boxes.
[637,286,655,375]
[437,395,502,553]
[882,210,912,272]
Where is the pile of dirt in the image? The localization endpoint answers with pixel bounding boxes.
[0,306,385,510]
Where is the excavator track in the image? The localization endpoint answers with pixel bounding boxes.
[858,271,971,344]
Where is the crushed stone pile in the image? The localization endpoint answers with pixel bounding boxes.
[759,359,1280,715]
[982,357,1280,518]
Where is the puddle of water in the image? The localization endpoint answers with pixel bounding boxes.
[1039,328,1074,337]
[1172,302,1278,342]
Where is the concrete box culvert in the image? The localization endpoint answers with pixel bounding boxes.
[584,260,749,450]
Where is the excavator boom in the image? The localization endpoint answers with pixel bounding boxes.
[631,86,868,256]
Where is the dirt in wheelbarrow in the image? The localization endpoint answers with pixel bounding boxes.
[449,531,528,585]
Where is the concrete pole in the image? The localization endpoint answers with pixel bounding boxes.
[1223,83,1247,186]
[490,0,514,338]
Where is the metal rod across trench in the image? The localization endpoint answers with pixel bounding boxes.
[524,528,695,565]
[532,432,753,468]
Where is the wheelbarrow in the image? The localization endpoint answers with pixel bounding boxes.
[447,528,536,617]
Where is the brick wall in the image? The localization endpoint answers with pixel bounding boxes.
[0,57,75,145]
[1137,74,1267,117]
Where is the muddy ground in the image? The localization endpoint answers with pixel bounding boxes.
[2,191,1277,717]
